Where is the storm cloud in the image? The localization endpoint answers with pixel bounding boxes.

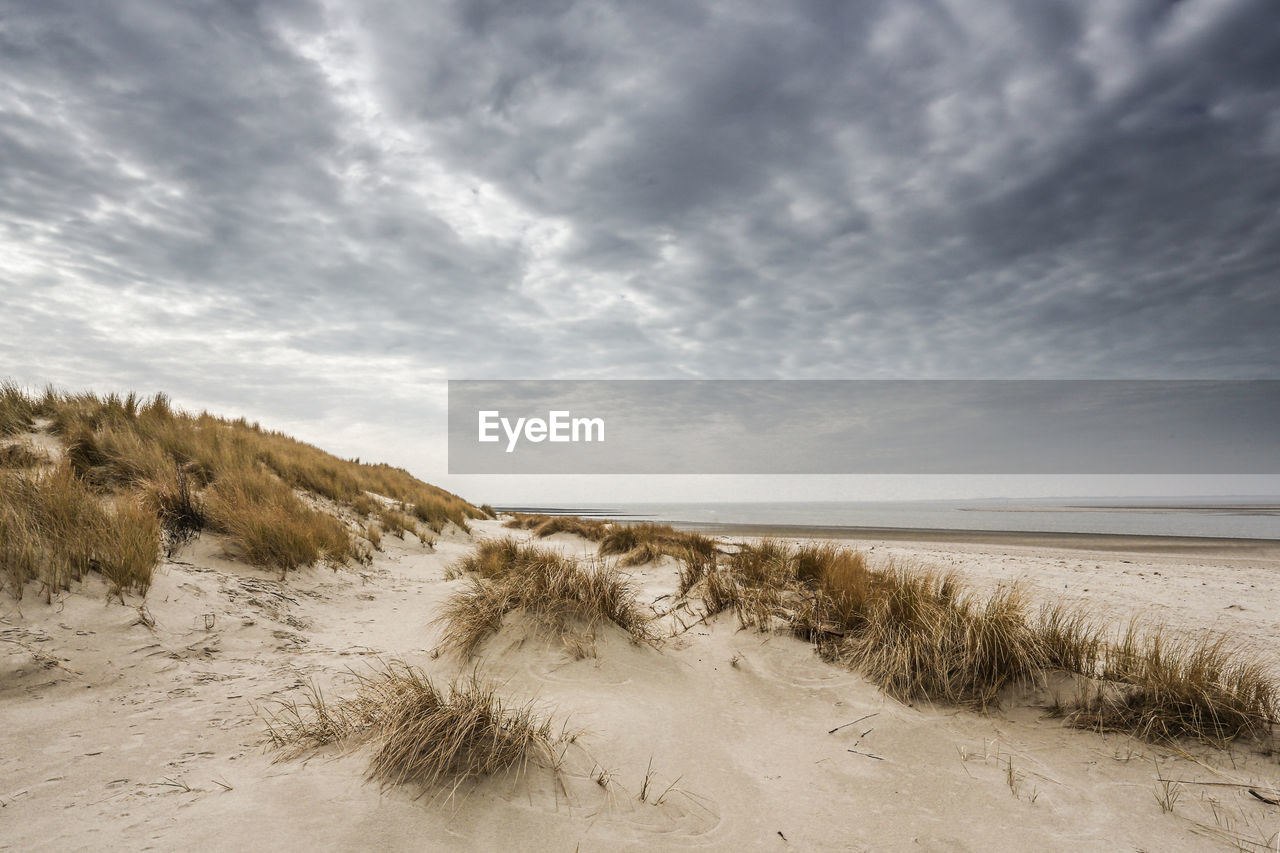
[2,0,1278,490]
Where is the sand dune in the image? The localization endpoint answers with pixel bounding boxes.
[3,520,1279,851]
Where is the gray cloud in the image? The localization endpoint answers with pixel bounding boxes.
[2,0,1279,493]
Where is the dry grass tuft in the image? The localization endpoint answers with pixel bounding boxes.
[362,522,383,551]
[0,466,160,599]
[0,441,51,468]
[599,522,717,567]
[350,493,378,517]
[533,515,609,541]
[676,546,718,596]
[1035,603,1107,675]
[0,381,36,436]
[97,498,163,596]
[205,468,352,573]
[138,466,206,555]
[834,566,1045,709]
[446,535,553,580]
[264,660,561,796]
[503,512,551,530]
[374,505,417,539]
[503,513,609,541]
[699,565,789,630]
[1058,621,1278,744]
[440,539,655,658]
[406,494,473,534]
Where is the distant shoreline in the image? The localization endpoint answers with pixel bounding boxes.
[965,504,1280,515]
[493,504,1280,551]
[660,520,1280,555]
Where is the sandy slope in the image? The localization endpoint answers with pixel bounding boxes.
[3,521,1278,852]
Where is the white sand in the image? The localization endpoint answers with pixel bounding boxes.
[3,521,1278,851]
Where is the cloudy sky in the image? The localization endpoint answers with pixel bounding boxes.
[2,0,1278,503]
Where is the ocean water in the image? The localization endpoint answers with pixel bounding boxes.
[499,499,1280,540]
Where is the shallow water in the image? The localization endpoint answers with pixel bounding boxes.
[498,499,1280,540]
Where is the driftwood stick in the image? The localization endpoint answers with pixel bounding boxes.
[828,712,878,735]
[1161,780,1280,804]
[1164,780,1278,791]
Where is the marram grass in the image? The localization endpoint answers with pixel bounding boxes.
[685,538,1279,744]
[263,660,563,796]
[439,537,655,658]
[1,384,483,596]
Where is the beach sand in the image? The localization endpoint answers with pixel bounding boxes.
[3,520,1278,851]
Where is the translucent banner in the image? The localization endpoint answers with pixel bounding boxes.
[447,380,1280,475]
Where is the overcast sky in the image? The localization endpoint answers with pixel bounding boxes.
[2,0,1278,503]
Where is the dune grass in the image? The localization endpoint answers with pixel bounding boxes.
[0,385,482,590]
[833,566,1045,709]
[45,388,480,522]
[96,499,163,595]
[0,466,160,599]
[439,537,655,658]
[446,536,556,580]
[1035,602,1107,675]
[137,465,207,555]
[530,515,610,541]
[204,467,353,573]
[362,522,383,551]
[1054,620,1279,745]
[0,441,50,468]
[350,493,378,516]
[501,517,716,571]
[686,539,1279,740]
[676,546,718,596]
[502,512,550,531]
[598,522,717,567]
[0,381,36,436]
[699,540,1045,708]
[503,512,610,541]
[373,505,419,540]
[694,538,815,630]
[264,660,562,796]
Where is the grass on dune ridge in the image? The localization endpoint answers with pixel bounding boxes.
[0,382,37,437]
[501,514,718,571]
[598,521,718,567]
[439,536,656,658]
[1,383,484,598]
[503,512,610,541]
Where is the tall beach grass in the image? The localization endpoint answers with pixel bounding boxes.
[264,660,562,796]
[439,537,655,658]
[686,538,1279,742]
[1,384,483,595]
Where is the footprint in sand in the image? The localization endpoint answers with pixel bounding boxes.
[476,622,668,687]
[741,643,845,689]
[521,654,636,687]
